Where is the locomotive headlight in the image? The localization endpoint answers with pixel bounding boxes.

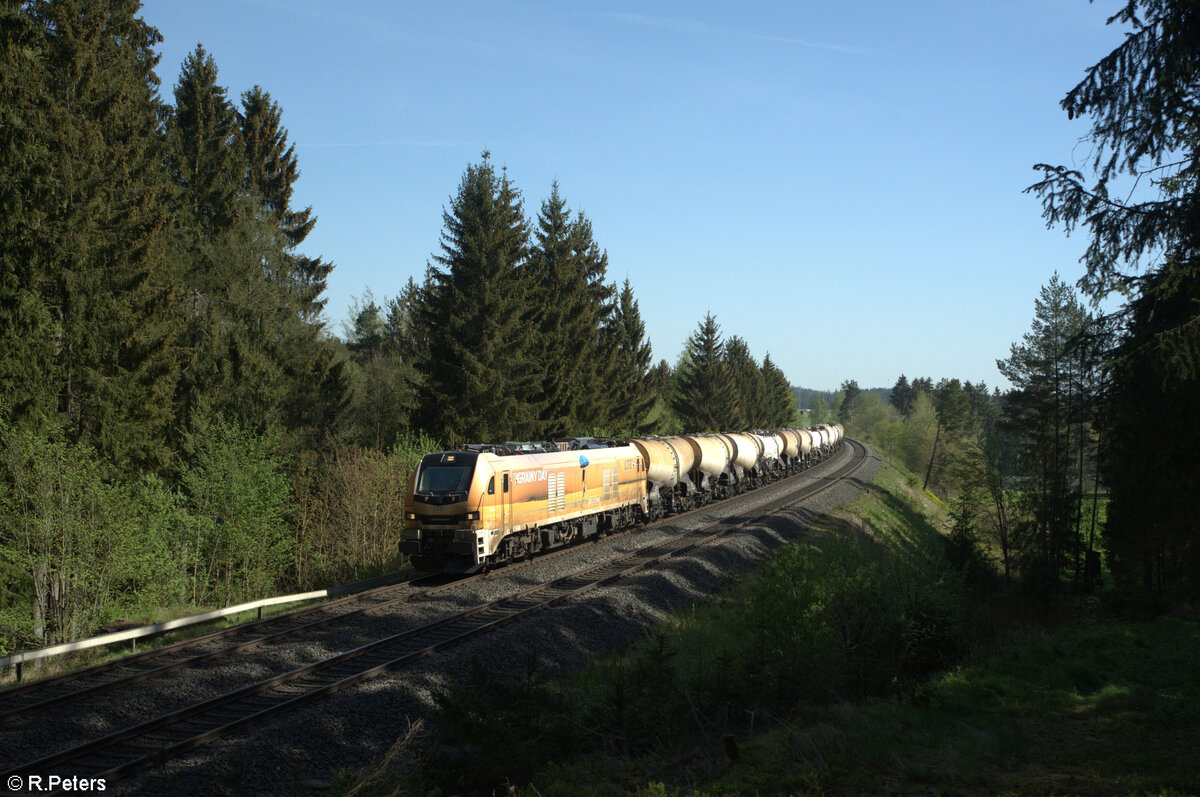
[406,512,417,521]
[466,511,480,521]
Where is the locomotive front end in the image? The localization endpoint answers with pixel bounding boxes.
[400,451,489,571]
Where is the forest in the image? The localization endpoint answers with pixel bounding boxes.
[0,0,797,654]
[2,0,1198,665]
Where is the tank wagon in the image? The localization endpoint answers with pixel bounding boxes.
[402,426,845,572]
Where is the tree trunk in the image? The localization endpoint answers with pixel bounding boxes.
[923,420,941,491]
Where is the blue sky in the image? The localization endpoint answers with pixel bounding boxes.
[140,0,1126,391]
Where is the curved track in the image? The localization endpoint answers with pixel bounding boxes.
[1,440,869,786]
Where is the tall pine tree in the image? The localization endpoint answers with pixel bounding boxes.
[603,279,656,433]
[240,85,332,323]
[723,336,767,428]
[673,314,740,432]
[760,353,796,427]
[526,184,608,436]
[14,0,180,472]
[1030,1,1200,593]
[0,2,58,427]
[415,153,540,444]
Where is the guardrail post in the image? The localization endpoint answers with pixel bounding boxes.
[15,661,21,683]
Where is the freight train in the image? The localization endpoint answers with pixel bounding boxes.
[400,425,844,572]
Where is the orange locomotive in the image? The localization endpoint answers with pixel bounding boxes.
[400,441,646,572]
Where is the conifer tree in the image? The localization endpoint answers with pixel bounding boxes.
[996,274,1092,585]
[673,314,739,432]
[760,353,796,427]
[0,2,57,427]
[1103,265,1200,589]
[166,49,342,442]
[1029,0,1200,593]
[526,184,598,436]
[603,279,656,433]
[838,379,861,424]
[386,276,430,370]
[168,45,244,236]
[8,0,181,472]
[415,153,539,443]
[724,336,767,428]
[567,211,619,430]
[891,374,916,416]
[240,85,332,321]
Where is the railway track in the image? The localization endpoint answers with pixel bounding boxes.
[1,439,869,787]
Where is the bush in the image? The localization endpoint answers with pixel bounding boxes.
[181,411,292,605]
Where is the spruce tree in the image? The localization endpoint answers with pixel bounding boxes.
[415,153,539,443]
[567,211,618,430]
[891,374,915,416]
[723,336,767,428]
[838,379,861,424]
[1029,0,1200,594]
[240,85,332,322]
[168,45,244,236]
[526,184,591,436]
[760,353,796,427]
[672,314,739,432]
[0,2,57,426]
[166,49,341,441]
[603,279,656,433]
[996,275,1092,585]
[11,0,181,472]
[1103,263,1200,589]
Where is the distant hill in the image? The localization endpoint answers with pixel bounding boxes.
[792,386,837,410]
[792,386,893,410]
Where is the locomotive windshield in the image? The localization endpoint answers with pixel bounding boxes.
[415,452,478,494]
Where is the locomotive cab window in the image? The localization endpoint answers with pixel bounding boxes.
[487,476,495,495]
[415,452,479,494]
[502,473,509,493]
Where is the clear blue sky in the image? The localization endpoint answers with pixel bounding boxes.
[140,0,1126,391]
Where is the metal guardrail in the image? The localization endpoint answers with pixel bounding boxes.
[0,570,409,681]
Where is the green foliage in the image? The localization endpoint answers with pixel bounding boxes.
[759,353,797,428]
[845,392,898,446]
[526,184,617,437]
[415,152,542,443]
[996,274,1097,590]
[288,431,435,588]
[0,418,195,647]
[837,379,861,424]
[1103,261,1200,592]
[2,0,183,474]
[1031,1,1200,596]
[807,394,829,424]
[722,336,766,429]
[605,279,658,434]
[180,411,292,605]
[422,651,583,795]
[894,391,938,474]
[672,313,740,432]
